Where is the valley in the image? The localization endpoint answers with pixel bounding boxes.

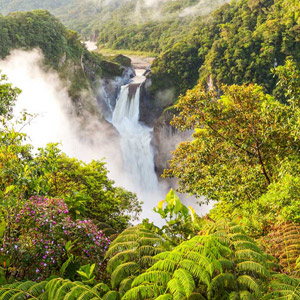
[0,0,299,298]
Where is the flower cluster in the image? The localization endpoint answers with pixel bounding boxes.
[2,196,110,280]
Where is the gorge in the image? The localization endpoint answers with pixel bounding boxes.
[0,48,201,223]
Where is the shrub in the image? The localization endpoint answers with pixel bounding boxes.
[1,196,110,281]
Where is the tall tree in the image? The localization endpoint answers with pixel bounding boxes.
[164,83,300,205]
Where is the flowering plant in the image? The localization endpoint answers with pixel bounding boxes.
[1,196,110,280]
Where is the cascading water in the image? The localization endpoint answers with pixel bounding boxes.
[112,71,158,191]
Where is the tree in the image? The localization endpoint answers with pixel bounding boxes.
[0,72,20,121]
[33,144,142,231]
[164,83,300,205]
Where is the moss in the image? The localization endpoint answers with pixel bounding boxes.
[106,54,132,68]
[100,60,124,78]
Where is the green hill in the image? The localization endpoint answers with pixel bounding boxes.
[150,0,300,99]
[0,0,231,53]
[0,10,129,101]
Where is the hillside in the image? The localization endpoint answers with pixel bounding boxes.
[0,9,130,102]
[150,0,300,99]
[0,0,231,53]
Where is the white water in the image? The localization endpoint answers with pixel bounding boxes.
[112,71,158,192]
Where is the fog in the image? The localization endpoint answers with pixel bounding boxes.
[179,0,230,17]
[85,0,230,18]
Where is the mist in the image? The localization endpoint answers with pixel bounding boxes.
[179,0,230,17]
[0,50,120,167]
[85,0,230,20]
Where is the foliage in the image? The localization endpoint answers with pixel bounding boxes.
[0,72,20,121]
[150,0,300,100]
[0,135,141,234]
[105,225,167,295]
[0,10,127,101]
[261,223,300,274]
[0,0,228,54]
[33,144,141,231]
[150,41,202,96]
[0,70,143,281]
[0,277,113,299]
[273,58,300,106]
[164,83,300,206]
[154,189,202,245]
[123,220,273,299]
[1,196,110,281]
[263,274,300,300]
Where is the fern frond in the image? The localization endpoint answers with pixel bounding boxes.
[237,275,261,297]
[119,277,135,295]
[105,224,167,289]
[210,273,235,293]
[111,262,139,289]
[0,281,47,300]
[149,259,177,272]
[139,237,164,246]
[233,241,262,253]
[237,290,253,300]
[46,278,101,300]
[122,284,164,300]
[173,268,195,297]
[154,251,184,263]
[102,291,120,300]
[167,277,186,300]
[188,293,207,299]
[262,223,300,272]
[156,294,173,300]
[105,242,139,259]
[139,245,164,256]
[219,259,234,271]
[179,259,210,285]
[106,250,138,273]
[235,249,266,263]
[236,261,269,277]
[132,271,171,287]
[92,283,111,296]
[140,255,157,268]
[263,274,300,299]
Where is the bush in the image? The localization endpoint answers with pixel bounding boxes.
[1,196,110,281]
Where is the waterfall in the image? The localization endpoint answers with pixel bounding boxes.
[112,73,158,191]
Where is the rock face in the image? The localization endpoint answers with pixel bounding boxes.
[95,67,135,121]
[139,79,162,127]
[138,75,191,179]
[152,108,192,178]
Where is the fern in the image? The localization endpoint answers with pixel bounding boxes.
[263,274,300,299]
[262,223,300,274]
[123,220,273,299]
[110,262,139,289]
[105,225,166,293]
[0,278,110,300]
[0,281,47,299]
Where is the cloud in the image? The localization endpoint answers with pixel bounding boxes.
[179,0,230,17]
